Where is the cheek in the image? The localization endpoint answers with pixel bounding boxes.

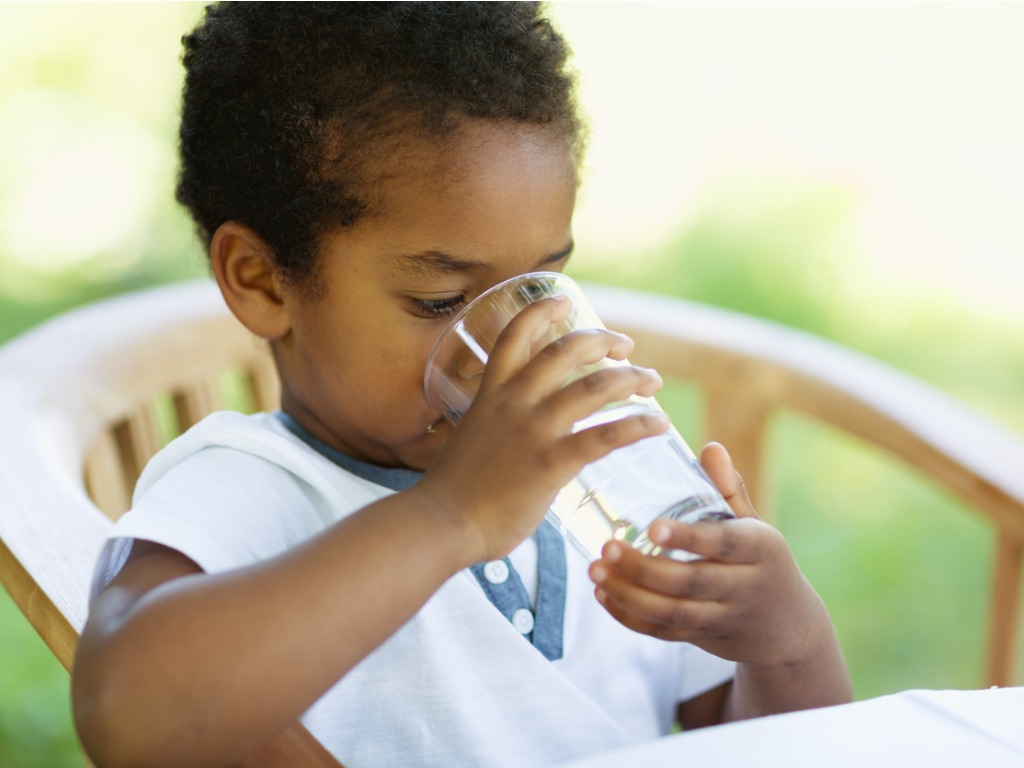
[360,329,436,402]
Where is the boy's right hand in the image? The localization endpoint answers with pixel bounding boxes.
[415,295,669,564]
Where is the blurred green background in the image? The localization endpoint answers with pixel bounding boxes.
[1,3,1022,765]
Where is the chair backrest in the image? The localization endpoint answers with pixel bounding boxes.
[1,279,1022,743]
[0,281,278,667]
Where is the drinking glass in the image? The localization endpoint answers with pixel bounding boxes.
[424,272,734,561]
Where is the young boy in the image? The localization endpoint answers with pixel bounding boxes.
[72,5,852,767]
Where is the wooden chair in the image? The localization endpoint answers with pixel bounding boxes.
[1,279,1022,762]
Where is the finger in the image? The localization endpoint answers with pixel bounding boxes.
[542,364,663,428]
[647,517,769,564]
[592,540,733,602]
[699,442,760,520]
[480,295,575,387]
[601,326,637,362]
[556,406,670,467]
[591,570,730,642]
[484,326,641,418]
[516,327,637,394]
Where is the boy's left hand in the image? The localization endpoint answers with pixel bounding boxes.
[588,442,834,671]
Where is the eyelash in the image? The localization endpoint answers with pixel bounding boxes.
[411,296,465,319]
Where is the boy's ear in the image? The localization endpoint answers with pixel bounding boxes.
[209,221,291,341]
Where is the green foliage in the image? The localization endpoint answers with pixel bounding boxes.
[769,414,995,698]
[0,591,82,767]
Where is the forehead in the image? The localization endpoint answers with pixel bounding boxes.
[372,119,577,206]
[358,121,578,272]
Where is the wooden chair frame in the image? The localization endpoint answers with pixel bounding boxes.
[1,279,1022,762]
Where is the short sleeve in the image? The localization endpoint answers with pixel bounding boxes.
[90,445,331,601]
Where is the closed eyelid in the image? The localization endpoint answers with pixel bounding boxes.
[540,242,574,267]
[406,294,465,320]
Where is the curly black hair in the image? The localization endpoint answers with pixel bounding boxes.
[175,2,584,288]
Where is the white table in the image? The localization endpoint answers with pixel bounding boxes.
[560,687,1024,767]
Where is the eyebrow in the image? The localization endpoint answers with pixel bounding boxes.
[384,241,574,279]
[384,250,489,279]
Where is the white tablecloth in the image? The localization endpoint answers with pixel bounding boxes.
[560,688,1024,767]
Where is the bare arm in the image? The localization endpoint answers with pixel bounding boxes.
[73,487,477,768]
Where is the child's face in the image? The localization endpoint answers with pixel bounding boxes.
[276,122,577,471]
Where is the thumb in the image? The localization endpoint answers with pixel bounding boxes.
[700,442,761,520]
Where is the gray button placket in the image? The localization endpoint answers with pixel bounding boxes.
[470,558,534,634]
[531,519,566,661]
[469,519,566,661]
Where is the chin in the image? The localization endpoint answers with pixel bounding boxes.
[399,430,449,472]
[399,452,435,474]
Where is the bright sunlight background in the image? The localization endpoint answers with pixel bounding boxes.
[1,3,1022,766]
[558,2,1024,326]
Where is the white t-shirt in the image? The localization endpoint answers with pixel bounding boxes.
[91,411,735,767]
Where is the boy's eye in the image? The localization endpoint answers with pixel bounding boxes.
[410,295,465,320]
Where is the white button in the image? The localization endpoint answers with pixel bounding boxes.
[483,560,509,584]
[512,608,535,635]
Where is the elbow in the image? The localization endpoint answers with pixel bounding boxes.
[72,663,135,768]
[72,647,242,768]
[72,647,164,768]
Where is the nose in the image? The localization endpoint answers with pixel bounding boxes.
[453,341,486,382]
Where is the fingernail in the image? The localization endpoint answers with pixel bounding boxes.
[590,564,607,584]
[604,542,622,562]
[652,524,670,544]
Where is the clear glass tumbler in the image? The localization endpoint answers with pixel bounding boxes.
[424,272,734,561]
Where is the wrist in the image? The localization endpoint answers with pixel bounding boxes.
[732,615,852,719]
[402,482,489,570]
